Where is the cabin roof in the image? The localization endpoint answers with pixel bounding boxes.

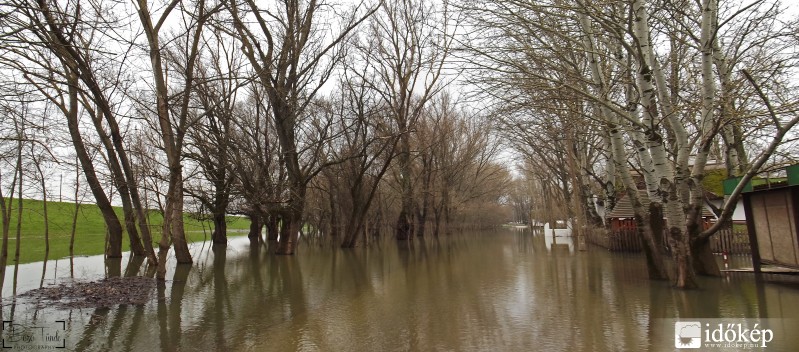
[606,190,715,219]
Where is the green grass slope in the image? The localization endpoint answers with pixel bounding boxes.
[1,198,250,264]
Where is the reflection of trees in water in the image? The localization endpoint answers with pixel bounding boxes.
[20,233,799,350]
[212,244,229,351]
[124,256,146,278]
[130,244,313,350]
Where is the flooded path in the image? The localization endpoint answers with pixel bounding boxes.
[2,229,798,351]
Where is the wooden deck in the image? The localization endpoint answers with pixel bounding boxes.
[721,266,799,274]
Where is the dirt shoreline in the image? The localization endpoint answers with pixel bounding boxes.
[18,276,158,309]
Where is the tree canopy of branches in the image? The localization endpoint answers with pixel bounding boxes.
[459,0,799,288]
[0,0,514,285]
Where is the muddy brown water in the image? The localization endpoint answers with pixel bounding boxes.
[2,229,799,351]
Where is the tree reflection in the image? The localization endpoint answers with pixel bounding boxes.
[9,232,799,350]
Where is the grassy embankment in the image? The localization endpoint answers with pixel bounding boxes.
[1,198,250,264]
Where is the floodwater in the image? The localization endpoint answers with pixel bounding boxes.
[2,229,799,351]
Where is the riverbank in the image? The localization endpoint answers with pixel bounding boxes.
[1,198,249,264]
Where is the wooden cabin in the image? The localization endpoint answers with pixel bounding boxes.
[594,190,716,251]
[733,164,799,271]
[606,190,716,232]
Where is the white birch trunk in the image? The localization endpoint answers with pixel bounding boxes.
[711,31,747,177]
[690,0,719,210]
[683,0,723,280]
[578,10,667,279]
[632,0,693,286]
[601,132,616,213]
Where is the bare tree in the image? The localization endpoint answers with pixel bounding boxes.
[225,0,378,254]
[331,75,399,248]
[5,0,161,264]
[349,0,453,240]
[181,23,246,245]
[133,0,215,274]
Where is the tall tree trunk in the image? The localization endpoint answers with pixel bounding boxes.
[212,211,227,244]
[579,10,667,279]
[632,5,694,287]
[415,203,428,238]
[678,0,721,284]
[610,120,669,280]
[566,131,586,250]
[136,0,203,272]
[86,106,146,257]
[277,205,303,255]
[14,140,24,266]
[266,213,279,241]
[63,70,124,258]
[169,178,191,263]
[0,151,18,295]
[416,156,432,237]
[38,0,154,261]
[274,114,306,255]
[35,162,50,258]
[396,131,414,241]
[328,184,339,238]
[649,203,665,252]
[341,207,366,248]
[689,215,721,277]
[432,205,442,237]
[248,213,262,240]
[70,159,80,256]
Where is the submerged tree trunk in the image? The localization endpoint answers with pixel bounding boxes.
[0,151,18,295]
[248,213,262,241]
[168,179,192,263]
[85,105,147,257]
[671,0,720,287]
[691,233,721,277]
[136,0,205,272]
[669,227,696,288]
[276,206,303,255]
[328,186,339,238]
[687,203,721,277]
[36,0,161,264]
[212,211,227,244]
[610,121,669,281]
[416,155,433,237]
[634,214,665,280]
[578,9,667,279]
[395,131,414,241]
[211,185,230,245]
[341,209,367,248]
[266,214,279,241]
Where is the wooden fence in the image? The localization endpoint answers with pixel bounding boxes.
[586,225,751,255]
[708,227,750,254]
[585,227,642,252]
